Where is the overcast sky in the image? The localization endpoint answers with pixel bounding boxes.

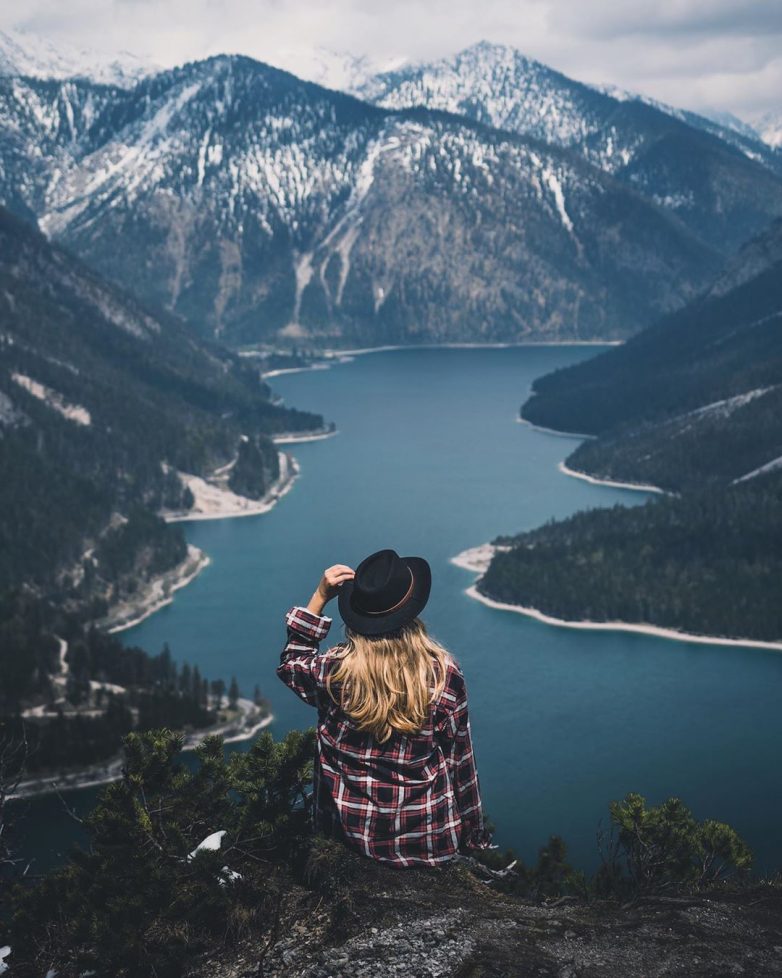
[6,0,781,119]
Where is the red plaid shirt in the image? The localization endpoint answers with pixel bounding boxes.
[278,606,493,867]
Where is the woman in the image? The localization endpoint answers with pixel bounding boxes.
[277,547,494,867]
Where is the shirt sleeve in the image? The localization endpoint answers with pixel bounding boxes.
[435,665,494,852]
[276,605,333,706]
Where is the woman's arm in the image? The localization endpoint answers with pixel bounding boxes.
[276,565,354,706]
[303,564,354,616]
[435,667,494,851]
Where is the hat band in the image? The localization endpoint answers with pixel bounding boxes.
[360,567,415,616]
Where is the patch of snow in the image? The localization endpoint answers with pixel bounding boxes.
[750,108,782,149]
[732,453,782,484]
[186,829,243,885]
[0,389,26,427]
[651,192,694,209]
[89,679,127,695]
[11,372,91,425]
[292,250,314,324]
[686,387,774,421]
[188,829,226,860]
[0,28,158,88]
[542,167,574,233]
[301,47,408,93]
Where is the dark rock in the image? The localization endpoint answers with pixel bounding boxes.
[184,850,782,978]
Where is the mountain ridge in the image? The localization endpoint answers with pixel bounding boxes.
[2,47,781,347]
[470,219,782,644]
[0,27,158,88]
[0,203,321,612]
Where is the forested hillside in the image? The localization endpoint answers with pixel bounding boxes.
[0,207,320,593]
[0,206,320,757]
[521,219,782,491]
[482,470,782,643]
[474,219,782,644]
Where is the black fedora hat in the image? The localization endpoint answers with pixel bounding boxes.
[338,549,431,636]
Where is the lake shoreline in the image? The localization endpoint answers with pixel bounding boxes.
[97,543,212,635]
[100,451,301,634]
[558,461,667,495]
[9,700,274,802]
[330,339,623,357]
[272,428,337,445]
[163,450,300,523]
[516,417,596,440]
[452,545,782,651]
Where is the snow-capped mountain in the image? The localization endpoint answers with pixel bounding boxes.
[752,109,782,150]
[0,55,732,346]
[594,85,774,160]
[300,48,408,95]
[691,107,765,144]
[0,28,157,88]
[353,42,782,239]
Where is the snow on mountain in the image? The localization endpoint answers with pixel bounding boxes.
[0,54,727,346]
[300,48,408,94]
[0,28,157,88]
[354,41,606,153]
[753,109,782,149]
[693,107,764,143]
[595,88,778,167]
[353,41,782,181]
[1,46,780,348]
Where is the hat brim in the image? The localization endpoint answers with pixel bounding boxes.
[337,556,431,637]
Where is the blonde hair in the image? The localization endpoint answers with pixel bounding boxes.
[325,618,450,743]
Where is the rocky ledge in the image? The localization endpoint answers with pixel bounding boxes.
[185,851,782,978]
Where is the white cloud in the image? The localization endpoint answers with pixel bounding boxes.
[5,0,781,118]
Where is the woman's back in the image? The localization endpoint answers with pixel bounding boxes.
[277,552,493,866]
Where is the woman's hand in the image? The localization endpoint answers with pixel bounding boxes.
[307,564,355,616]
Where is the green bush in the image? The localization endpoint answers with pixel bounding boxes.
[597,792,752,897]
[4,736,755,975]
[8,727,316,977]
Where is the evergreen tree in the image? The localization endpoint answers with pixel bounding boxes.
[210,678,226,709]
[179,661,192,697]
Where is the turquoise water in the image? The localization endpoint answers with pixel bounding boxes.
[14,347,782,875]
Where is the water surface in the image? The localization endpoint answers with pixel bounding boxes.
[15,348,782,875]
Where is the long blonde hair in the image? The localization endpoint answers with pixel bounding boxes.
[325,618,450,743]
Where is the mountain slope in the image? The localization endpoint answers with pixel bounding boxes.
[471,220,782,644]
[480,468,782,644]
[355,42,782,253]
[0,28,157,87]
[0,205,321,604]
[0,55,734,345]
[521,219,782,491]
[753,109,782,150]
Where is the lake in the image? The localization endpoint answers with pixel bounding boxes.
[14,347,782,875]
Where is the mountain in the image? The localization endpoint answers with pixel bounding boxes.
[594,87,778,165]
[301,47,408,94]
[354,41,782,249]
[0,204,321,610]
[521,219,782,492]
[0,56,729,346]
[0,27,157,88]
[480,469,782,644]
[694,107,767,144]
[470,220,782,644]
[753,109,782,150]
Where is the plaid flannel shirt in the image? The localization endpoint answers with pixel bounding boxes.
[277,605,493,867]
